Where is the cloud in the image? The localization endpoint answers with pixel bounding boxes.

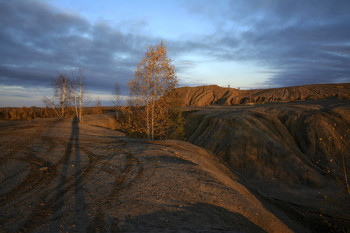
[183,0,350,86]
[1,0,349,107]
[0,0,156,97]
[0,85,52,107]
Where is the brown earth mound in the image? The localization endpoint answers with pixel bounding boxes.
[0,118,300,232]
[182,99,350,232]
[174,83,350,106]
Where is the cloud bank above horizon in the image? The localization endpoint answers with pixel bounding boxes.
[1,0,349,106]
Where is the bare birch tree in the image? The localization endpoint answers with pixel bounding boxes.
[71,69,85,122]
[111,81,121,120]
[127,41,178,140]
[53,74,71,117]
[42,96,60,117]
[43,70,86,120]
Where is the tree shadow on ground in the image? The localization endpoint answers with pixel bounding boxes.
[54,117,89,229]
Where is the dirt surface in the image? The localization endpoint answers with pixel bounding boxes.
[183,99,350,232]
[0,117,300,232]
[173,83,350,106]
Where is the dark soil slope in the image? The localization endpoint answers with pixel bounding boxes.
[183,99,350,232]
[175,83,350,106]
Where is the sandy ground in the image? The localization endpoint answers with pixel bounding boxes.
[0,117,302,232]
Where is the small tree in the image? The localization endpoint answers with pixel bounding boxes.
[120,97,145,138]
[53,74,71,117]
[95,98,103,114]
[43,73,71,117]
[43,69,86,120]
[71,69,86,122]
[111,81,121,120]
[42,96,60,117]
[126,41,179,140]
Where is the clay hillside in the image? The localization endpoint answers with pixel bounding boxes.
[175,83,350,232]
[173,83,350,106]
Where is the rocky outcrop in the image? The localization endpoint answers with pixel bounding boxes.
[174,83,350,106]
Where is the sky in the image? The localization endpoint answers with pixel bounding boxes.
[0,0,349,107]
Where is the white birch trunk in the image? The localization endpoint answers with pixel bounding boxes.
[61,84,65,117]
[79,81,83,122]
[74,84,78,118]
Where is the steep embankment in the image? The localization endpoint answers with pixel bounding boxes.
[183,99,350,231]
[174,83,350,106]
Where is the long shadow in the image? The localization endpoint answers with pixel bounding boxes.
[54,117,89,230]
[16,118,88,232]
[72,117,89,228]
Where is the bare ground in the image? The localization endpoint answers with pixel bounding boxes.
[0,117,298,232]
[182,98,350,232]
[1,96,349,232]
[173,83,350,106]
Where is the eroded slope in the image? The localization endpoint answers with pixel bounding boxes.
[183,99,350,231]
[174,83,350,106]
[0,118,297,232]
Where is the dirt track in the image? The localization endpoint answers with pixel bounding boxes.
[0,117,300,232]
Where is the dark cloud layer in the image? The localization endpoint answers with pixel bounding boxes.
[0,0,153,95]
[0,0,349,104]
[187,0,350,86]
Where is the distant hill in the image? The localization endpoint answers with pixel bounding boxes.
[173,83,350,106]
